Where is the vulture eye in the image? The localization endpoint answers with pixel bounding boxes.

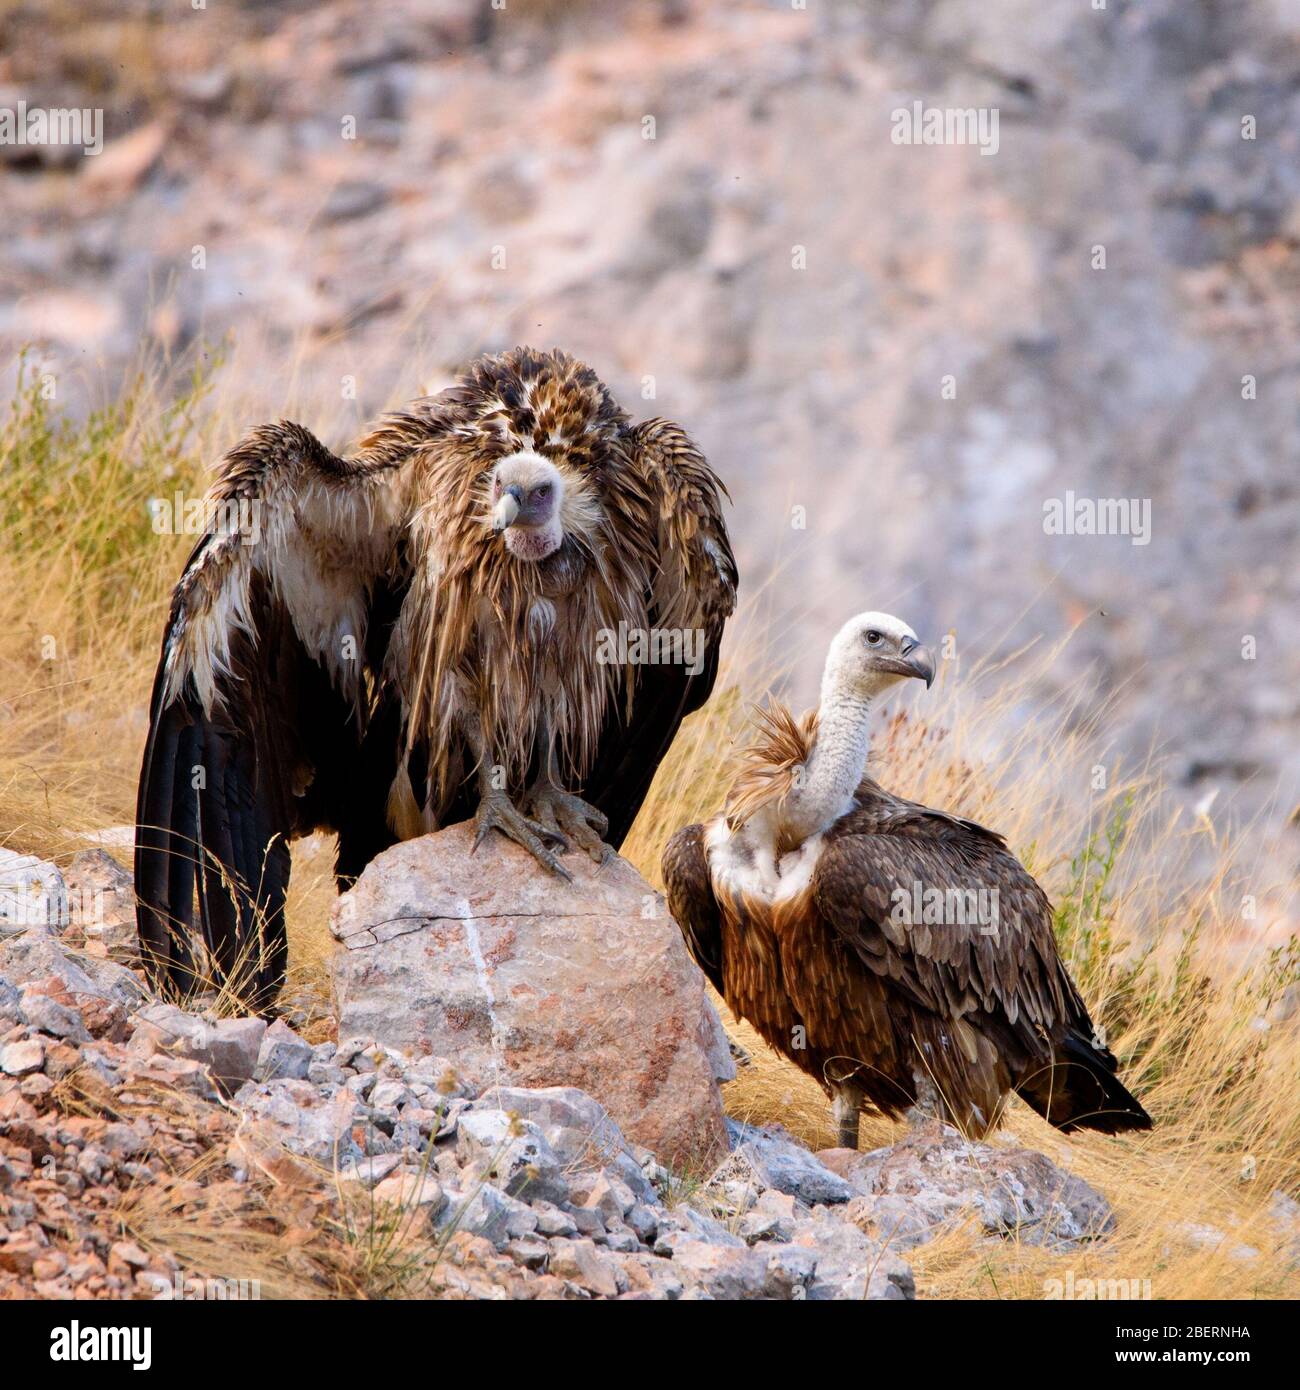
[865,630,883,646]
[534,484,551,500]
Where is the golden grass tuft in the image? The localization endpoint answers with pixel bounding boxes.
[1,345,1296,1299]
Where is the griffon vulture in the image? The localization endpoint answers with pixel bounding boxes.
[136,347,736,1010]
[663,611,1152,1146]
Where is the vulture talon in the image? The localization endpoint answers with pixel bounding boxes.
[527,784,614,865]
[473,790,572,876]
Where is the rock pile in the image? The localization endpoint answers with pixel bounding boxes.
[0,845,1142,1300]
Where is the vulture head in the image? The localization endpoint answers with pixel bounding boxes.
[823,610,936,701]
[489,449,599,562]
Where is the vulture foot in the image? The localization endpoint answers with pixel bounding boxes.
[472,790,572,881]
[832,1080,865,1150]
[526,784,613,865]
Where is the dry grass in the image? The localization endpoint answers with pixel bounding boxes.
[1,344,1296,1299]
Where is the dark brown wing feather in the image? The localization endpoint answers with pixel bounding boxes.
[584,419,736,845]
[662,822,726,995]
[136,424,406,1011]
[813,780,1151,1133]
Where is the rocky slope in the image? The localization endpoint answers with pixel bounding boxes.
[1,0,1297,874]
[0,839,1144,1301]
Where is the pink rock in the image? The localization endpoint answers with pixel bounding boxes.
[330,823,732,1165]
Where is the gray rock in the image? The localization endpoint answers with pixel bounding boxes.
[131,1004,266,1093]
[844,1126,1116,1249]
[0,1037,45,1075]
[435,1183,532,1249]
[569,1207,605,1238]
[663,1238,812,1300]
[0,929,146,1009]
[570,1170,637,1227]
[254,1019,313,1082]
[653,1205,745,1255]
[0,975,19,1025]
[790,1210,915,1301]
[321,180,389,223]
[625,1203,659,1245]
[371,1170,446,1221]
[401,1054,474,1098]
[63,849,138,966]
[456,1108,569,1206]
[233,1078,366,1165]
[726,1119,854,1205]
[338,1153,403,1189]
[479,1086,622,1166]
[506,1234,551,1271]
[17,987,89,1042]
[0,851,67,937]
[369,1079,415,1111]
[533,1203,578,1239]
[547,1237,621,1297]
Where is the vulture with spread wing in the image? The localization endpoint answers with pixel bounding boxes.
[663,611,1151,1146]
[137,347,736,1009]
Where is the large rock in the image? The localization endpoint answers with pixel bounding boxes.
[329,824,731,1164]
[829,1126,1116,1250]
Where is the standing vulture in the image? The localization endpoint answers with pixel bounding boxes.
[663,611,1151,1146]
[137,347,736,1010]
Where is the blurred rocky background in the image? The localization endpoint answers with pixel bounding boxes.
[1,0,1297,875]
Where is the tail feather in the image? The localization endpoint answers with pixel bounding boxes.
[1016,1030,1152,1134]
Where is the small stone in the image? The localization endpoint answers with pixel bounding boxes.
[18,987,89,1042]
[456,1108,569,1206]
[726,1119,854,1205]
[0,852,68,936]
[369,1079,414,1111]
[63,850,139,966]
[625,1203,659,1244]
[338,1153,403,1189]
[548,1238,619,1298]
[533,1204,578,1239]
[572,1170,636,1226]
[0,1039,45,1075]
[371,1171,446,1218]
[254,1019,313,1082]
[435,1184,530,1248]
[570,1206,605,1238]
[109,1240,150,1270]
[33,1251,68,1280]
[506,1234,550,1271]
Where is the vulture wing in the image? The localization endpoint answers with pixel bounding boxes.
[135,423,407,1010]
[662,822,726,994]
[813,790,1151,1132]
[584,419,737,845]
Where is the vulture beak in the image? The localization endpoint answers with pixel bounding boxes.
[492,485,524,531]
[902,640,936,689]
